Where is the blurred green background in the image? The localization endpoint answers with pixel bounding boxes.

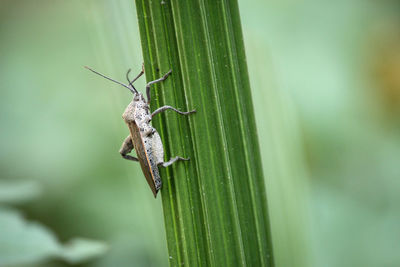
[1,0,399,266]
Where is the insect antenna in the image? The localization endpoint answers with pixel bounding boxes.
[84,66,137,94]
[125,69,139,94]
[127,65,144,88]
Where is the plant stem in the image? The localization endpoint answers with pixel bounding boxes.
[135,0,274,266]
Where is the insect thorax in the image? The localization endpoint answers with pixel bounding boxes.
[122,95,153,135]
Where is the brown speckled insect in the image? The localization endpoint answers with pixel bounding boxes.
[85,65,196,197]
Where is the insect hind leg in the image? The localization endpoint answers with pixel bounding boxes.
[158,156,189,168]
[119,135,139,162]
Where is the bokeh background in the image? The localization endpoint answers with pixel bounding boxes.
[1,0,399,266]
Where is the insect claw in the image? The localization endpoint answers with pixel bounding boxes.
[163,69,172,79]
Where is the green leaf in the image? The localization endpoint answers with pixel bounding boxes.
[58,238,109,264]
[0,180,41,204]
[0,207,108,266]
[135,0,274,266]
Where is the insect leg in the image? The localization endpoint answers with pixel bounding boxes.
[152,105,196,118]
[119,135,139,162]
[158,156,190,168]
[127,63,145,87]
[146,69,172,103]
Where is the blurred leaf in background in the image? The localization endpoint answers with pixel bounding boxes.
[0,181,107,266]
[240,0,400,266]
[0,1,167,266]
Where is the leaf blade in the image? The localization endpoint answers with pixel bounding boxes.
[134,0,274,266]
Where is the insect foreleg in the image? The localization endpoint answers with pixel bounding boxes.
[152,105,196,118]
[158,156,190,168]
[119,135,139,162]
[127,64,145,88]
[146,69,172,103]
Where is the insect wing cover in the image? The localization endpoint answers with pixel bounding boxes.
[130,122,161,197]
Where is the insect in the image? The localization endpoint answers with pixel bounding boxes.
[85,65,196,197]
